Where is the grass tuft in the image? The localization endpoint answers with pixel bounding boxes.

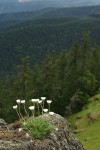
[23,117,54,139]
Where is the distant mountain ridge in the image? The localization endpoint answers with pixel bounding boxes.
[0,0,100,14]
[0,5,100,30]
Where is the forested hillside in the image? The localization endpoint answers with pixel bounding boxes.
[0,4,100,124]
[0,31,100,123]
[0,17,100,76]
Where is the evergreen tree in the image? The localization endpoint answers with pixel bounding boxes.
[66,43,81,98]
[14,56,32,99]
[90,46,100,88]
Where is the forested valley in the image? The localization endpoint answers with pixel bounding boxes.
[0,5,100,123]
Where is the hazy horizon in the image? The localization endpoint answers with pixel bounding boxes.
[0,0,100,3]
[0,0,100,14]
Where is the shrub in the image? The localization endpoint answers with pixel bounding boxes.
[23,117,54,139]
[70,90,89,113]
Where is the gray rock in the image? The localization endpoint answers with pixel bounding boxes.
[0,118,7,126]
[0,114,86,150]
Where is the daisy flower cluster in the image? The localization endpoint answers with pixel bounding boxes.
[13,97,54,121]
[13,97,55,138]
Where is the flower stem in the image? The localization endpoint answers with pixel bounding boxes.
[16,109,21,120]
[37,103,40,116]
[48,104,51,112]
[24,104,29,117]
[18,104,25,121]
[43,100,44,109]
[31,110,34,117]
[41,104,43,115]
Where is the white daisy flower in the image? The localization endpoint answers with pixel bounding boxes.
[16,99,21,104]
[41,97,46,100]
[31,99,36,102]
[13,105,18,109]
[47,100,52,104]
[49,112,55,116]
[43,109,48,113]
[29,106,35,110]
[21,100,25,104]
[38,100,42,104]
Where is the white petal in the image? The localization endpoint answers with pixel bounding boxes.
[16,99,21,103]
[43,109,48,113]
[29,106,35,110]
[49,112,55,116]
[13,105,17,109]
[31,99,36,102]
[41,97,46,100]
[47,100,52,104]
[38,100,42,104]
[21,100,25,103]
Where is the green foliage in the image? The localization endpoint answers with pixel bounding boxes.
[78,70,97,96]
[70,90,89,112]
[23,117,54,139]
[0,32,100,122]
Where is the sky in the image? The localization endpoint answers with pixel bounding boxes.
[0,0,100,2]
[0,0,100,5]
[0,0,32,2]
[18,0,32,2]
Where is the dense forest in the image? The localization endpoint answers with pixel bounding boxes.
[0,5,100,123]
[0,17,100,76]
[0,31,100,123]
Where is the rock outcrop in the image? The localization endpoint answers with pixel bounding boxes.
[0,114,86,150]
